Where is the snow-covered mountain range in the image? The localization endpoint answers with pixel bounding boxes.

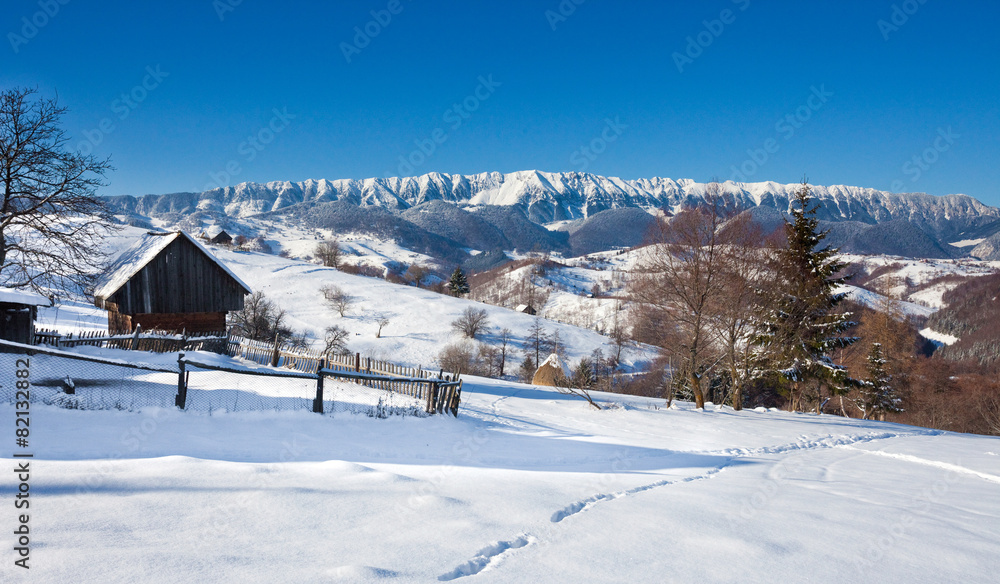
[107,171,1000,259]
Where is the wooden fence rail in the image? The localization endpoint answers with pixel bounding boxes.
[35,328,228,353]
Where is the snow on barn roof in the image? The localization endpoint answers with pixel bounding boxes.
[0,287,50,306]
[201,225,225,239]
[93,231,252,300]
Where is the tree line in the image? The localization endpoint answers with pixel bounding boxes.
[628,180,901,419]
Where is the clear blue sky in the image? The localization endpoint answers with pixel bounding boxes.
[3,0,999,206]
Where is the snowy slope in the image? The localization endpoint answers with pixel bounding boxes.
[38,228,652,372]
[842,254,1000,310]
[2,378,998,583]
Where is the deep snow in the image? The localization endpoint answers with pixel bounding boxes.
[2,377,998,583]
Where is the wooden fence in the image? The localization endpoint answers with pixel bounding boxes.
[35,328,229,353]
[225,334,462,415]
[31,329,461,416]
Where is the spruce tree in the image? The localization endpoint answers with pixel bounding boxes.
[449,267,470,297]
[860,343,903,421]
[758,180,858,411]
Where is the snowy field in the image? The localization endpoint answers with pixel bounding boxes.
[2,376,999,583]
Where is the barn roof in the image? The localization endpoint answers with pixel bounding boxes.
[202,225,225,239]
[94,231,252,300]
[0,287,50,306]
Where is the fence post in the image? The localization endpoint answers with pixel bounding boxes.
[355,352,360,372]
[451,381,462,417]
[175,353,188,409]
[130,324,142,351]
[426,381,438,415]
[313,359,326,414]
[270,333,281,367]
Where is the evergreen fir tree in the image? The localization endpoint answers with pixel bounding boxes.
[859,343,903,421]
[449,267,470,297]
[757,179,859,411]
[518,353,537,383]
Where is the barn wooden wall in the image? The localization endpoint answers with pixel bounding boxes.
[109,237,247,315]
[107,310,227,334]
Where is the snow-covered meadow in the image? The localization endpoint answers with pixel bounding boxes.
[9,225,999,583]
[2,376,999,583]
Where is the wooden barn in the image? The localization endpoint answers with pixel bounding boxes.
[94,231,251,334]
[0,288,51,344]
[200,226,233,246]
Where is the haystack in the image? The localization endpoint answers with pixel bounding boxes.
[532,353,570,386]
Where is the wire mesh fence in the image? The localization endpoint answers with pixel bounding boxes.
[0,341,178,411]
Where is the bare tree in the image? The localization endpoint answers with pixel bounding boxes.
[451,307,491,339]
[404,264,433,288]
[497,327,514,377]
[553,371,603,410]
[229,290,291,343]
[315,239,342,268]
[607,304,629,363]
[323,325,350,355]
[439,341,480,376]
[630,184,731,409]
[522,317,550,366]
[0,87,118,293]
[375,316,390,338]
[710,212,771,410]
[320,284,353,317]
[977,389,1000,436]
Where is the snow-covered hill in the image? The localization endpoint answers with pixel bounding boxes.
[3,376,998,582]
[37,226,654,373]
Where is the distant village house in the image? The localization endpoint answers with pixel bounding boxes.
[200,226,233,246]
[93,231,251,334]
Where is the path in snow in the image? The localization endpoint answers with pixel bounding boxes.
[843,447,1000,484]
[438,535,536,581]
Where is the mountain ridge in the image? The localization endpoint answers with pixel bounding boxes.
[106,171,1000,258]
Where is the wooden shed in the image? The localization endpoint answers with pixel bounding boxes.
[201,227,233,246]
[94,231,251,334]
[0,288,51,344]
